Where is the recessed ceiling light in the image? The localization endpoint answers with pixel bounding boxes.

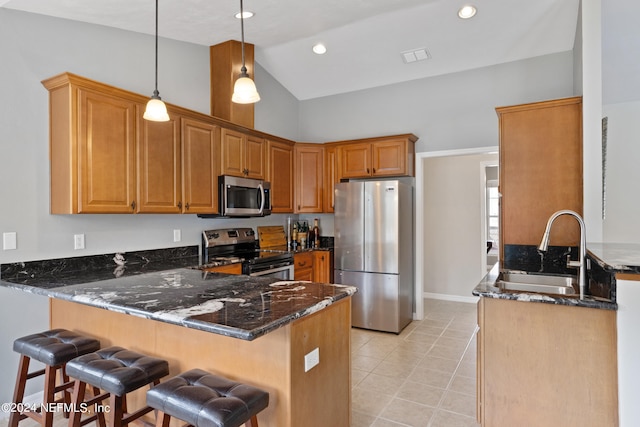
[312,43,327,55]
[235,11,254,19]
[458,5,477,19]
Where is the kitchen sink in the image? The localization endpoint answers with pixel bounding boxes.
[496,272,578,296]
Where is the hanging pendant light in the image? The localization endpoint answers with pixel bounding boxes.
[143,0,170,121]
[232,0,260,104]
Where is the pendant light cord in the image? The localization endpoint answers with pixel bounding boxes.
[153,0,160,97]
[239,0,247,75]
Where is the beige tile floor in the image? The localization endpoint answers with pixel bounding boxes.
[351,298,480,427]
[1,298,479,427]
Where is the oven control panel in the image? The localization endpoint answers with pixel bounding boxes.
[203,228,256,247]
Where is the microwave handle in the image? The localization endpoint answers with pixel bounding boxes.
[258,183,265,214]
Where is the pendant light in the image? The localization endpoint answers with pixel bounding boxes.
[232,0,260,104]
[143,0,170,121]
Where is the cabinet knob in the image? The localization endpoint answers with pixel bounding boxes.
[185,202,190,211]
[298,261,307,267]
[177,201,182,209]
[372,168,376,173]
[367,168,370,174]
[131,200,136,211]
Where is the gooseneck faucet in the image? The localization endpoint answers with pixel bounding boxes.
[537,210,587,299]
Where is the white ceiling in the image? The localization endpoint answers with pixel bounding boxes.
[0,0,634,103]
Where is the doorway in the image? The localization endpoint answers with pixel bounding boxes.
[415,148,498,317]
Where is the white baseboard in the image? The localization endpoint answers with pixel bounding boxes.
[0,391,43,420]
[424,292,479,304]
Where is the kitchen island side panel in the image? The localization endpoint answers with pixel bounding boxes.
[50,297,352,427]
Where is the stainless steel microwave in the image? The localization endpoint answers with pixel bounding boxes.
[219,175,271,217]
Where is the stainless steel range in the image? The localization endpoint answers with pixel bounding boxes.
[201,228,294,279]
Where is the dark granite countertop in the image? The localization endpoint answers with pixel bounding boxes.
[0,246,355,341]
[587,242,640,274]
[473,264,617,310]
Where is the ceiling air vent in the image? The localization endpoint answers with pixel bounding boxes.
[401,48,431,64]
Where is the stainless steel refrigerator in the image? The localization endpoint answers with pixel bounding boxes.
[334,179,414,333]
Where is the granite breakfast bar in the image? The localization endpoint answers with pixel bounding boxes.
[0,256,356,427]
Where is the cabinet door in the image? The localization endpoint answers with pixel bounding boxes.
[294,252,314,281]
[220,128,245,177]
[371,139,408,177]
[268,140,294,213]
[245,135,266,179]
[323,146,339,213]
[295,144,324,213]
[182,118,220,214]
[77,88,136,213]
[313,250,332,283]
[340,142,371,179]
[137,107,181,213]
[498,97,582,248]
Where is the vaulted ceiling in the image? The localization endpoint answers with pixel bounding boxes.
[1,0,636,103]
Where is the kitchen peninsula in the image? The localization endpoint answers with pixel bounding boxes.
[471,242,640,427]
[0,249,356,427]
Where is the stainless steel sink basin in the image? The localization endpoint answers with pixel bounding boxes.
[496,272,577,296]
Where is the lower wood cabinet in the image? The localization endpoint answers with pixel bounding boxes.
[202,263,243,275]
[477,297,618,426]
[294,250,333,282]
[294,251,314,281]
[313,250,332,283]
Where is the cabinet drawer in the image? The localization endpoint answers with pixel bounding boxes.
[202,263,243,275]
[294,251,314,270]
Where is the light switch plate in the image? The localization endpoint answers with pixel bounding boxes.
[173,229,181,242]
[3,232,17,250]
[304,347,320,372]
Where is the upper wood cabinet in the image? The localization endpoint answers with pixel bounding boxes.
[137,106,182,213]
[267,139,295,213]
[294,143,324,213]
[182,118,220,214]
[498,97,582,250]
[220,128,266,179]
[337,134,417,179]
[323,145,340,213]
[45,75,138,214]
[44,72,221,215]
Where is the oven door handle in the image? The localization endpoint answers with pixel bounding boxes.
[250,264,293,277]
[257,183,265,215]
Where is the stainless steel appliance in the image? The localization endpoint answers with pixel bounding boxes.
[334,179,414,333]
[202,227,293,279]
[219,175,271,217]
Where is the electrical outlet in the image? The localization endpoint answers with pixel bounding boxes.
[173,229,181,242]
[304,348,320,372]
[3,232,17,250]
[74,234,85,250]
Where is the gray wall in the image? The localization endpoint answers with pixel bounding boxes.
[298,52,575,151]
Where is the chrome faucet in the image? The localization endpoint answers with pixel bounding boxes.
[537,210,587,299]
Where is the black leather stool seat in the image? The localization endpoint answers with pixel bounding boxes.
[13,329,100,366]
[146,369,269,427]
[66,346,169,396]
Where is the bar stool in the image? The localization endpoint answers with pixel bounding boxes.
[65,346,169,427]
[9,329,101,427]
[146,369,269,427]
